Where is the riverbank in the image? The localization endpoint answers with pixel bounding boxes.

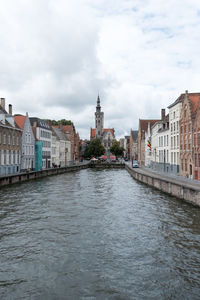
[125,164,200,207]
[0,162,125,187]
[0,163,89,187]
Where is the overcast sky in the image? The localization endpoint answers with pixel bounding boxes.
[0,0,200,139]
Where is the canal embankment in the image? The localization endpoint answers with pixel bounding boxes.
[0,162,125,187]
[0,163,90,187]
[125,164,200,207]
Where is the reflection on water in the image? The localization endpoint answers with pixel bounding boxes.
[0,169,200,299]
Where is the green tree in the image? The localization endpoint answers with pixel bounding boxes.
[110,140,124,157]
[87,139,105,158]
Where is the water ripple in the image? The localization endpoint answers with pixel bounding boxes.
[0,169,200,299]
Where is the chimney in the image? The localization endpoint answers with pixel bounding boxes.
[8,104,12,115]
[161,108,165,121]
[0,98,5,109]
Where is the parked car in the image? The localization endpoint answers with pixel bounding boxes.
[132,160,139,168]
[90,157,98,161]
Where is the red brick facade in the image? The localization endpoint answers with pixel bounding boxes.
[179,92,200,179]
[193,101,200,180]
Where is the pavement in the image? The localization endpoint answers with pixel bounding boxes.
[126,162,200,191]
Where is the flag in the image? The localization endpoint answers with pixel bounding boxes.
[147,140,151,149]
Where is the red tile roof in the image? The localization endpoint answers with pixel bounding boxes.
[188,93,200,114]
[168,92,200,111]
[90,128,115,139]
[139,119,160,132]
[14,115,26,129]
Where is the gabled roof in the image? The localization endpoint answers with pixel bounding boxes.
[90,128,115,139]
[14,115,26,129]
[52,127,69,141]
[139,119,160,132]
[168,92,200,110]
[53,124,75,135]
[29,117,51,130]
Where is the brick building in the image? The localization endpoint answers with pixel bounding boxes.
[179,91,200,179]
[0,99,21,175]
[193,99,200,180]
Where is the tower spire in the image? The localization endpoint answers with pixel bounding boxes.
[96,94,101,112]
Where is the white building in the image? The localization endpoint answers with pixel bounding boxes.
[168,95,183,174]
[30,118,52,169]
[52,127,71,167]
[14,113,35,171]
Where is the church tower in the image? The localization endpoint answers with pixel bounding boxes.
[95,95,104,139]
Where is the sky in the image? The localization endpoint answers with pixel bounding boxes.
[0,0,200,139]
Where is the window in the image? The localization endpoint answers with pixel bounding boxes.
[177,121,179,132]
[177,135,179,148]
[194,134,196,146]
[8,135,11,145]
[4,150,6,164]
[13,150,15,164]
[195,154,197,167]
[173,111,175,119]
[185,159,187,171]
[9,150,11,164]
[174,122,176,132]
[13,135,15,145]
[167,135,168,146]
[3,134,6,144]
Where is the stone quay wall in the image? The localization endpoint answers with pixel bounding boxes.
[125,164,200,207]
[0,162,125,188]
[0,164,89,188]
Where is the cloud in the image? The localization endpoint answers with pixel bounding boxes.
[0,0,200,139]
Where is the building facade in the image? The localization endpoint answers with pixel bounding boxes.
[130,130,138,161]
[138,119,159,166]
[193,99,200,180]
[168,94,183,174]
[52,127,71,166]
[179,91,200,179]
[0,99,21,176]
[14,113,35,171]
[30,118,52,169]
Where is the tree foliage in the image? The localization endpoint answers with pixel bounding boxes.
[110,140,124,157]
[86,139,105,158]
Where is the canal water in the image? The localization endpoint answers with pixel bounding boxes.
[0,169,200,300]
